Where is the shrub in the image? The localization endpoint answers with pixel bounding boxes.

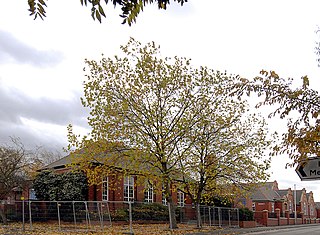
[132,203,169,221]
[110,208,128,221]
[239,207,254,221]
[33,171,88,201]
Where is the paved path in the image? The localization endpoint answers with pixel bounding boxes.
[186,223,320,235]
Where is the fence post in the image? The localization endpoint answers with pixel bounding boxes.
[128,201,134,235]
[168,202,172,230]
[72,201,76,229]
[208,206,211,226]
[28,201,32,230]
[213,207,215,226]
[218,207,221,227]
[84,201,89,232]
[57,202,61,232]
[22,198,25,233]
[106,202,112,226]
[97,202,103,231]
[228,209,231,227]
[236,208,239,227]
[101,202,104,231]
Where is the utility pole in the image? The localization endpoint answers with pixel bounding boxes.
[294,184,297,224]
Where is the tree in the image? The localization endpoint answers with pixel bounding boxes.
[0,138,34,224]
[315,26,320,67]
[27,0,187,25]
[178,77,271,227]
[33,171,88,201]
[69,38,234,228]
[68,38,272,228]
[232,70,320,167]
[34,146,63,166]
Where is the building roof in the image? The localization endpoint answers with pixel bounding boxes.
[276,189,289,198]
[42,155,72,170]
[40,146,166,177]
[250,181,282,202]
[41,144,133,171]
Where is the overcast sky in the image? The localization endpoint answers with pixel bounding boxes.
[1,0,320,199]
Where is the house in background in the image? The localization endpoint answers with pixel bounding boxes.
[235,180,318,220]
[244,181,282,213]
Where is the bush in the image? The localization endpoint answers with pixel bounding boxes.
[132,203,169,221]
[239,207,254,221]
[110,208,128,221]
[33,171,88,201]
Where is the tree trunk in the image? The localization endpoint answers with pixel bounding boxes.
[163,178,178,229]
[0,207,7,225]
[196,202,202,228]
[167,198,178,229]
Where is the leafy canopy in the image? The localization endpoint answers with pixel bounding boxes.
[68,38,236,228]
[233,70,320,166]
[68,38,272,228]
[27,0,187,25]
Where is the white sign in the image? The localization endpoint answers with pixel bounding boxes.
[296,158,320,181]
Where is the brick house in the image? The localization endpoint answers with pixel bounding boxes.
[316,202,320,218]
[236,181,283,213]
[236,181,317,219]
[39,153,192,207]
[307,192,317,219]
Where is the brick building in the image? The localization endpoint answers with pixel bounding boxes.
[236,181,317,219]
[38,154,192,207]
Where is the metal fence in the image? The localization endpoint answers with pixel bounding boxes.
[200,206,239,227]
[0,201,239,233]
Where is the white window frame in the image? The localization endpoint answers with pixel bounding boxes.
[124,176,134,201]
[102,177,108,201]
[144,183,154,203]
[162,185,167,206]
[177,190,185,207]
[252,202,256,212]
[271,202,275,213]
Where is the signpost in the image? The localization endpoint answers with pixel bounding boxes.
[296,157,320,181]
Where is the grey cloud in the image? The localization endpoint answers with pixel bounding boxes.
[0,121,66,152]
[0,85,89,150]
[0,30,63,67]
[0,85,89,127]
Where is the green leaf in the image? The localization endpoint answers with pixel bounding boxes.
[96,10,102,23]
[98,4,106,17]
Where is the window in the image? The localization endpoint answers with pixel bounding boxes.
[144,183,153,203]
[240,198,246,207]
[177,190,185,207]
[252,202,256,212]
[271,202,275,213]
[162,185,167,206]
[29,188,37,200]
[304,202,307,215]
[124,176,134,201]
[289,201,292,213]
[102,177,108,201]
